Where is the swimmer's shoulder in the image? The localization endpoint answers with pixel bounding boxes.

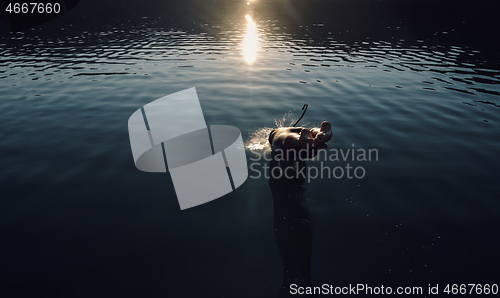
[269,126,303,144]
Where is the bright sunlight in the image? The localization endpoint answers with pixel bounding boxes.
[242,14,259,64]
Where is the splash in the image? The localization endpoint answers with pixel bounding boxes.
[245,126,273,154]
[274,111,297,128]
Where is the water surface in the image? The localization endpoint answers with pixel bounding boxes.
[1,1,499,297]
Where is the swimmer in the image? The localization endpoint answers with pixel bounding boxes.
[268,121,332,160]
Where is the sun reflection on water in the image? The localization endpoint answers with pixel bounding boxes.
[242,14,259,64]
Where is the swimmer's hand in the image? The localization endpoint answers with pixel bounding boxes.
[295,121,332,150]
[311,121,332,146]
[290,121,332,159]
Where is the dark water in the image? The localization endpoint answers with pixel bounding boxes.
[1,1,499,297]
